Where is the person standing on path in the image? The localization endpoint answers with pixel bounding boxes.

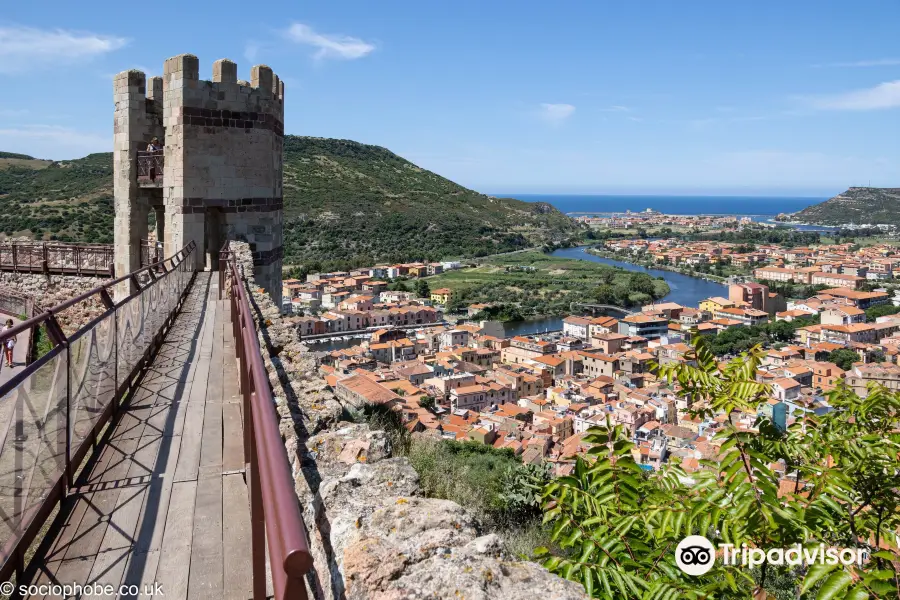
[4,319,17,368]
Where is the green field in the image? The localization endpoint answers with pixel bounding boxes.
[424,251,669,316]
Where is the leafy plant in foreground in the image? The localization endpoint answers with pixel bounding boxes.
[536,336,900,599]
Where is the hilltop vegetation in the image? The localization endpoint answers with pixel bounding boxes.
[0,136,583,263]
[282,137,582,269]
[0,152,113,242]
[788,187,900,226]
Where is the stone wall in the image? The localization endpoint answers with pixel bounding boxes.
[0,273,108,335]
[227,241,588,600]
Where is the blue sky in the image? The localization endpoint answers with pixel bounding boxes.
[1,0,898,196]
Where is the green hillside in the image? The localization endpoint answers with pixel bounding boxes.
[281,137,581,269]
[0,152,113,242]
[0,136,582,265]
[788,187,900,226]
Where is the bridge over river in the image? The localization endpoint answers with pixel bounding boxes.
[0,243,312,599]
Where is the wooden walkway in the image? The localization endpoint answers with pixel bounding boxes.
[23,273,253,599]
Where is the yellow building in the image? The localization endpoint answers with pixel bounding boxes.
[431,287,452,305]
[699,296,735,314]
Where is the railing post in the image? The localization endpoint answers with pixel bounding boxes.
[247,391,267,600]
[11,244,17,270]
[41,243,49,276]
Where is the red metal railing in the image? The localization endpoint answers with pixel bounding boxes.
[0,241,196,584]
[0,242,115,277]
[137,150,164,186]
[222,250,313,599]
[140,239,164,267]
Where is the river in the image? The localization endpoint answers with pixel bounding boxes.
[304,247,727,349]
[549,246,727,306]
[481,247,727,336]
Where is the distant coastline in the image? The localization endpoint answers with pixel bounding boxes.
[504,193,826,217]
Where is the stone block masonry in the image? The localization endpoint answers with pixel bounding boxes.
[113,55,284,304]
[226,241,589,600]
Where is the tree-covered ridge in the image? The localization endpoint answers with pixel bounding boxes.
[282,136,583,269]
[0,152,113,242]
[0,137,583,259]
[789,187,900,226]
[538,336,900,599]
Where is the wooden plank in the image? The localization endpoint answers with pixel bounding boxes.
[118,549,161,599]
[187,475,223,599]
[222,473,252,600]
[173,297,214,483]
[153,480,197,600]
[173,400,205,483]
[199,403,222,479]
[222,403,244,472]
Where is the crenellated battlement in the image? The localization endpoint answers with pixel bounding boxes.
[113,53,285,304]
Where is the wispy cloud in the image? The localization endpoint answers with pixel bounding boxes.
[627,116,643,122]
[814,58,900,68]
[807,80,900,110]
[599,105,631,112]
[0,25,127,73]
[283,23,376,61]
[538,103,576,123]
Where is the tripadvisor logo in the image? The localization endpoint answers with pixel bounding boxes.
[675,535,869,576]
[676,536,716,576]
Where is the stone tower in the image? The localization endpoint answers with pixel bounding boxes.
[113,54,284,304]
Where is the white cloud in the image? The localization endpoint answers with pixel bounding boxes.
[599,105,631,112]
[284,23,375,61]
[0,125,109,160]
[0,25,127,73]
[808,80,900,110]
[816,58,900,68]
[538,103,576,123]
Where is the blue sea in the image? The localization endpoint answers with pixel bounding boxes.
[504,194,825,221]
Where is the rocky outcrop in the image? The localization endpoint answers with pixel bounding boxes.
[227,241,588,600]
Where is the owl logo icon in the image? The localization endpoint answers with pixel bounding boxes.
[675,535,715,575]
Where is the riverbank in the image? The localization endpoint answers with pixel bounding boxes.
[548,247,728,308]
[585,247,738,284]
[423,250,670,318]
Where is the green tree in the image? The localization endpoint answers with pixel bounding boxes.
[829,348,861,371]
[390,280,410,292]
[415,279,431,299]
[865,304,900,322]
[536,336,900,599]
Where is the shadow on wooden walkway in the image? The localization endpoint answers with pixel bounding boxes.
[21,273,253,599]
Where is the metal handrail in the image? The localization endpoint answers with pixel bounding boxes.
[222,249,312,599]
[0,242,115,277]
[136,151,164,184]
[0,241,197,583]
[0,245,191,347]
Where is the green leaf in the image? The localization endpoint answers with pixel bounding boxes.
[815,570,853,600]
